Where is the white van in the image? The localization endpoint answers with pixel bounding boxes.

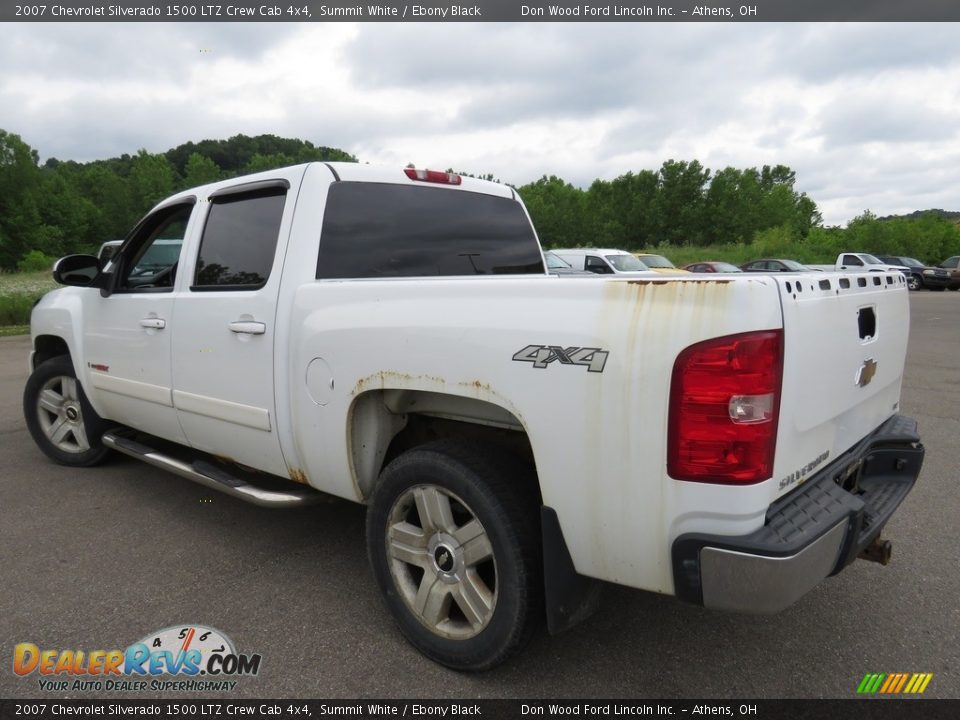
[551,248,651,275]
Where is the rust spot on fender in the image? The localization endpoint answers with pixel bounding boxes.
[462,379,491,392]
[352,370,448,396]
[625,278,733,286]
[288,467,309,485]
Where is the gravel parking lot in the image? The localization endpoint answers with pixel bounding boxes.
[1,292,958,700]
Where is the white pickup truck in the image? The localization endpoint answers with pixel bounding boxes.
[809,252,910,276]
[25,163,924,670]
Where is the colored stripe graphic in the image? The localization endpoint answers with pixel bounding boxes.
[857,673,932,694]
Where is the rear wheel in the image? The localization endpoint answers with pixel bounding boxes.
[366,440,541,670]
[23,356,110,466]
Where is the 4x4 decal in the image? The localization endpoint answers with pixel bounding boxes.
[512,345,609,373]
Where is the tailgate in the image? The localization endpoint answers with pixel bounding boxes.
[772,271,910,498]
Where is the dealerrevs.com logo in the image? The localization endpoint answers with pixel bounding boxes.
[14,625,262,692]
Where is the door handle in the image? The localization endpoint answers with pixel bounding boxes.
[228,321,266,335]
[139,318,166,329]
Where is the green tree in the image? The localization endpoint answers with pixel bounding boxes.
[244,152,295,175]
[182,152,222,188]
[129,150,176,215]
[587,170,658,249]
[652,159,710,245]
[703,167,759,245]
[517,175,588,248]
[0,130,43,268]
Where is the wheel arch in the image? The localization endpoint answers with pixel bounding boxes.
[347,389,538,503]
[32,334,72,370]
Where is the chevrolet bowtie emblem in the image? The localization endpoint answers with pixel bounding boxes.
[856,358,878,387]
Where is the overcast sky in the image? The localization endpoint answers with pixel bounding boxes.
[2,22,958,226]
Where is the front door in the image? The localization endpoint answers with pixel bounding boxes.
[82,201,195,443]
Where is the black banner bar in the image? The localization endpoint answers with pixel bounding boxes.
[4,0,960,23]
[2,700,960,720]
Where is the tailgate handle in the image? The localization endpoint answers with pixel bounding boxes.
[229,321,266,335]
[139,318,166,330]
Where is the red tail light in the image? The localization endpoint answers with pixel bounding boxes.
[667,330,783,484]
[403,168,462,185]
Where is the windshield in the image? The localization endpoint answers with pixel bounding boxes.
[899,257,924,268]
[606,255,648,272]
[712,262,742,272]
[637,254,674,269]
[860,254,884,265]
[782,259,809,271]
[544,252,571,270]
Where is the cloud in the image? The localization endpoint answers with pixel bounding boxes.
[0,22,957,225]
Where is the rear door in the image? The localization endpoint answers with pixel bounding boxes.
[170,171,304,477]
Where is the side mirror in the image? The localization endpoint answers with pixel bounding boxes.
[52,255,100,287]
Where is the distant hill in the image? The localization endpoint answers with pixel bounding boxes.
[878,209,960,223]
[164,134,357,175]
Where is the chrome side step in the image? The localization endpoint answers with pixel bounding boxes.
[102,430,325,509]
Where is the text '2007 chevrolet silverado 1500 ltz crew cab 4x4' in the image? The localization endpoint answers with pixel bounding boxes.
[25,163,924,670]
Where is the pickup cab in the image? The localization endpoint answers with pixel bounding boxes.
[809,252,910,276]
[24,163,925,670]
[551,247,652,275]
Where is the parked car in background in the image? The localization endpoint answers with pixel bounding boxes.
[741,259,813,273]
[807,253,908,275]
[544,251,592,276]
[875,255,950,291]
[938,255,960,290]
[552,248,651,275]
[634,253,688,274]
[683,261,743,273]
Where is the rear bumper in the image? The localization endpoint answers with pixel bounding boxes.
[672,414,923,613]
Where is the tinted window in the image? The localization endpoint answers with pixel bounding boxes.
[193,189,286,289]
[316,183,544,279]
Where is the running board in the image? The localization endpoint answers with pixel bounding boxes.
[102,430,326,509]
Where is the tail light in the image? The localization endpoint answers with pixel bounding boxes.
[667,330,783,484]
[404,168,462,185]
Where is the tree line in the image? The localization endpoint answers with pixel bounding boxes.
[0,130,355,269]
[2,128,959,271]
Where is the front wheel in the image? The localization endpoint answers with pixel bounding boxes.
[907,274,921,291]
[366,440,541,671]
[23,356,111,466]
